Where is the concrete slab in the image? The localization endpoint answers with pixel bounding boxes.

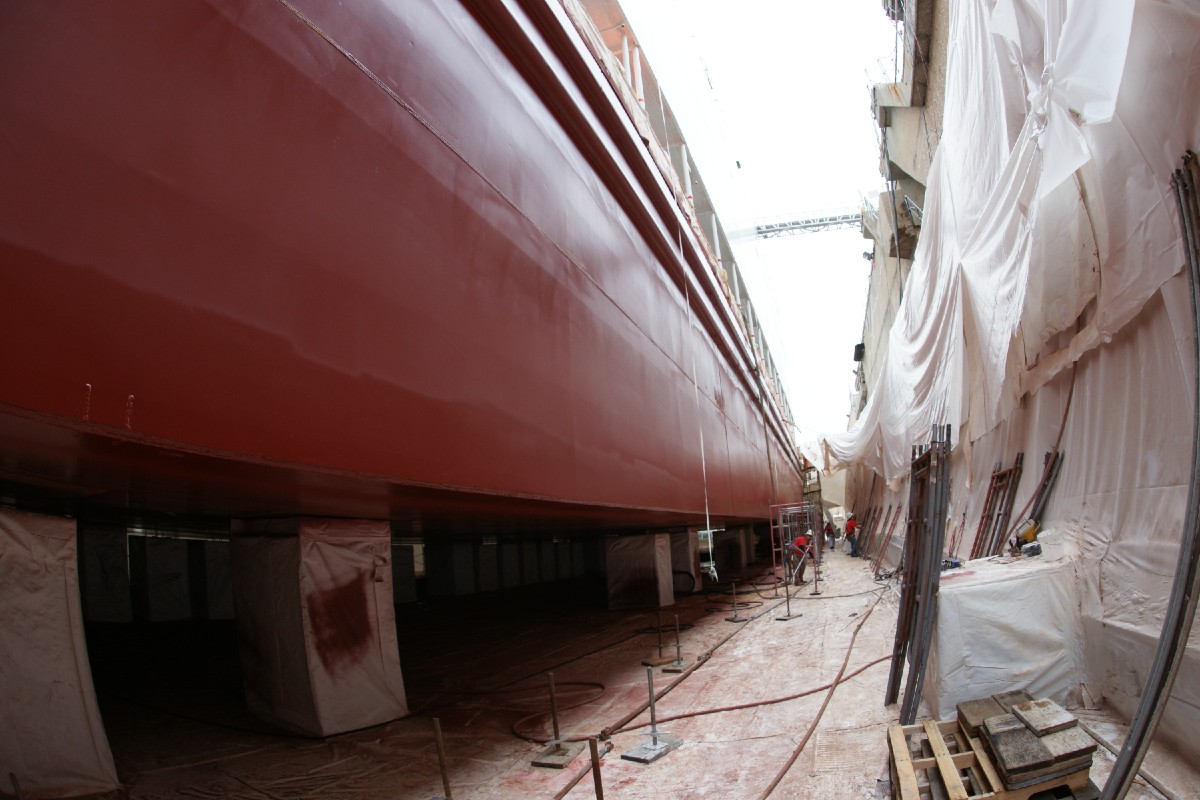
[957,696,1005,738]
[621,734,682,763]
[992,689,1036,713]
[1041,725,1098,761]
[530,740,584,769]
[983,713,1054,774]
[1013,697,1077,735]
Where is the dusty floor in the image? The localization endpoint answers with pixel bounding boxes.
[76,551,1199,799]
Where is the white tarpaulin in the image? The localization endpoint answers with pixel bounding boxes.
[926,555,1086,720]
[606,533,673,609]
[867,278,1200,757]
[802,0,1200,762]
[0,508,118,797]
[808,0,1200,479]
[231,518,407,737]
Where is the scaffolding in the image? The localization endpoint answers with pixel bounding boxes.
[769,501,824,587]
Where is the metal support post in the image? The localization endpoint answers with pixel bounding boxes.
[775,579,802,622]
[589,738,604,799]
[809,542,822,596]
[657,608,664,658]
[621,666,682,763]
[642,606,674,666]
[725,581,748,622]
[531,672,584,768]
[664,614,688,672]
[432,718,453,800]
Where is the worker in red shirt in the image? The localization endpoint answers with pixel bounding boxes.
[789,529,814,585]
[845,513,859,557]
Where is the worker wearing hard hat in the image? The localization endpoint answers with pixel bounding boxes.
[789,529,814,585]
[845,513,859,557]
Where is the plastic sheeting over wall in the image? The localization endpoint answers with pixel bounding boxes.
[0,509,119,797]
[803,0,1200,761]
[809,0,1200,478]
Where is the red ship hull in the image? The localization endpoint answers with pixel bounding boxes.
[0,0,803,532]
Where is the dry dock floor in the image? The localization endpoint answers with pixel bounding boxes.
[77,551,1199,799]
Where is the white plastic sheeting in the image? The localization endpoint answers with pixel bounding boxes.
[926,556,1086,720]
[802,0,1200,762]
[231,519,407,737]
[809,0,1200,479]
[0,508,118,797]
[606,533,673,609]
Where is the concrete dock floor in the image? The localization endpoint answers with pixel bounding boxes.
[85,551,1198,799]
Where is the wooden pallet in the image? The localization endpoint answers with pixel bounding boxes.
[889,720,1093,800]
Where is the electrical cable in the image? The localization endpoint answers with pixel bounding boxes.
[755,589,886,799]
[509,682,609,745]
[608,654,891,734]
[590,581,887,742]
[593,584,788,740]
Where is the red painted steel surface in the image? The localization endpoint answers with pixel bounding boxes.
[0,0,803,532]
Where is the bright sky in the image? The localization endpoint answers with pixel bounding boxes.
[617,1,897,440]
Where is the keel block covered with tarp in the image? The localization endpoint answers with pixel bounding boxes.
[231,518,407,736]
[0,508,119,797]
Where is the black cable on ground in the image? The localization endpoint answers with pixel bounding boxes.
[509,681,609,745]
[755,589,887,799]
